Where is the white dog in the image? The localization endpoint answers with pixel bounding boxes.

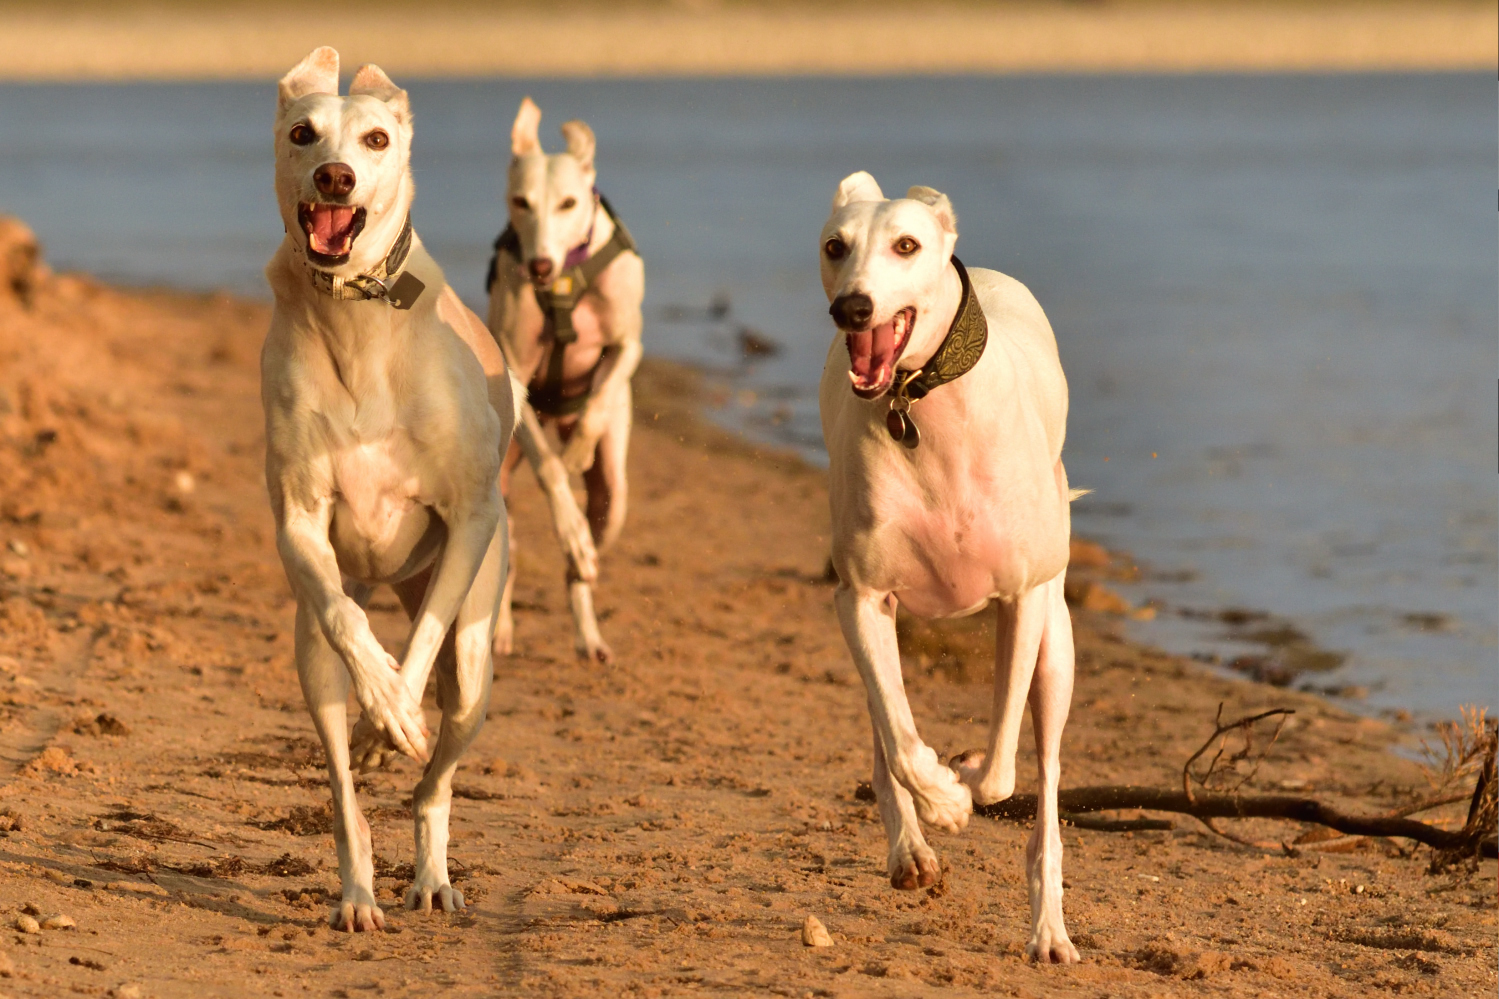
[486,98,645,664]
[261,47,516,932]
[818,172,1080,963]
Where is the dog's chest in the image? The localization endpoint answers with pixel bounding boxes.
[326,430,436,578]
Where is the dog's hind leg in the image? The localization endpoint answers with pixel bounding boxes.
[404,522,505,914]
[1024,575,1078,963]
[295,598,384,932]
[952,585,1048,805]
[835,585,971,834]
[583,380,631,553]
[870,715,940,889]
[493,440,524,657]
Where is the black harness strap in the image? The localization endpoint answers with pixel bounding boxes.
[487,196,638,418]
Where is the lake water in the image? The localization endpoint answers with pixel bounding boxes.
[0,74,1492,718]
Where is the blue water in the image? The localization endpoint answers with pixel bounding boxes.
[0,75,1492,718]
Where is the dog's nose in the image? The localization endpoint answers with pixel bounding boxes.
[313,162,357,198]
[829,293,874,330]
[527,258,554,282]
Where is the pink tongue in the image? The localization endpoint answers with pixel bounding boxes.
[848,319,897,388]
[310,206,355,250]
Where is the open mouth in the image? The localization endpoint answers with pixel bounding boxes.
[298,202,367,265]
[846,306,915,399]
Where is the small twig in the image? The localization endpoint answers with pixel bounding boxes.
[1194,817,1288,854]
[1182,703,1294,804]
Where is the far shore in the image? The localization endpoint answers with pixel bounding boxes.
[0,1,1492,80]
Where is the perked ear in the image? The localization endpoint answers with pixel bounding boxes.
[278,46,339,113]
[350,64,410,122]
[512,97,542,157]
[907,185,957,235]
[832,171,885,210]
[560,120,596,171]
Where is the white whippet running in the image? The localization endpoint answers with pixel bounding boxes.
[261,47,517,931]
[487,98,645,665]
[818,171,1081,963]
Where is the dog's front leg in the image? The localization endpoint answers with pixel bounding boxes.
[560,337,642,474]
[514,403,598,582]
[870,715,941,889]
[294,600,384,932]
[834,585,971,834]
[276,501,429,762]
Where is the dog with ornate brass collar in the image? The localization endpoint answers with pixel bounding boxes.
[262,48,517,932]
[819,172,1081,963]
[486,97,645,664]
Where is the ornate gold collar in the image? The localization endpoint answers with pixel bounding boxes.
[886,256,987,449]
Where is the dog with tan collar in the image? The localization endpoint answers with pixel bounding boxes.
[819,171,1081,963]
[262,47,517,931]
[486,98,645,665]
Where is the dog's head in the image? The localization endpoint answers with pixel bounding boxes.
[820,172,959,400]
[506,97,598,289]
[273,47,414,275]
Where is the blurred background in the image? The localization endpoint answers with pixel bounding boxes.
[0,1,1493,718]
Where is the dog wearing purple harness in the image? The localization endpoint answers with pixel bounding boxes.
[485,97,645,664]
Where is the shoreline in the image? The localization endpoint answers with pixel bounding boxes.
[0,260,1491,995]
[0,3,1492,80]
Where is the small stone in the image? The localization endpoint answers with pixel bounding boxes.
[44,870,72,886]
[112,986,144,999]
[0,948,13,976]
[13,915,39,934]
[172,470,195,495]
[801,915,833,948]
[40,913,75,930]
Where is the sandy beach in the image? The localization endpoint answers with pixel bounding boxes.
[0,1,1492,80]
[0,248,1491,997]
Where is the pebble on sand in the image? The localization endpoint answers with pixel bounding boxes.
[801,915,833,948]
[13,914,39,934]
[40,914,76,930]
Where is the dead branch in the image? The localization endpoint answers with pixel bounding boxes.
[970,785,1496,856]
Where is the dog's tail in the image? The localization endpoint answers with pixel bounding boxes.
[508,370,528,432]
[1068,487,1092,501]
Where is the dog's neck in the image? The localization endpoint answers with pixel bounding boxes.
[896,260,964,375]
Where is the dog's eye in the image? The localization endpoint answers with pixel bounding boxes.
[510,196,530,211]
[288,123,317,146]
[823,237,848,261]
[363,130,390,151]
[894,236,920,257]
[558,197,578,211]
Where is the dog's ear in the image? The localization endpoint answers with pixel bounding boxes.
[906,186,957,235]
[350,64,410,123]
[832,171,885,210]
[560,120,596,172]
[278,46,339,113]
[512,98,542,158]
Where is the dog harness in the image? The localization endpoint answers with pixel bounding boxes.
[884,256,988,450]
[305,214,424,309]
[486,196,637,418]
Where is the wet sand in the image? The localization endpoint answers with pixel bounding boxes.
[0,2,1492,80]
[0,271,1492,997]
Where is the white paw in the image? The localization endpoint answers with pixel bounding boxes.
[1027,919,1080,965]
[949,748,1013,807]
[330,893,385,933]
[904,745,972,832]
[574,635,613,665]
[492,617,514,657]
[887,839,941,891]
[348,715,401,773]
[404,880,465,914]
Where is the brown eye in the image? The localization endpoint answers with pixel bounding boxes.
[288,123,316,146]
[363,130,389,151]
[894,236,920,256]
[558,197,577,210]
[823,237,847,260]
[510,196,530,211]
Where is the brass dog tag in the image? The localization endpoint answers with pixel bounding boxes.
[886,397,920,449]
[387,272,425,310]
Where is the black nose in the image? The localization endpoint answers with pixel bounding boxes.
[829,292,874,330]
[313,162,356,197]
[528,258,554,281]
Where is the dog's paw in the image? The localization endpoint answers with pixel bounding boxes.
[329,897,386,933]
[574,635,614,665]
[560,434,599,475]
[348,716,401,772]
[492,616,515,657]
[888,839,941,891]
[949,748,1014,807]
[405,881,465,914]
[1026,918,1080,965]
[904,746,972,832]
